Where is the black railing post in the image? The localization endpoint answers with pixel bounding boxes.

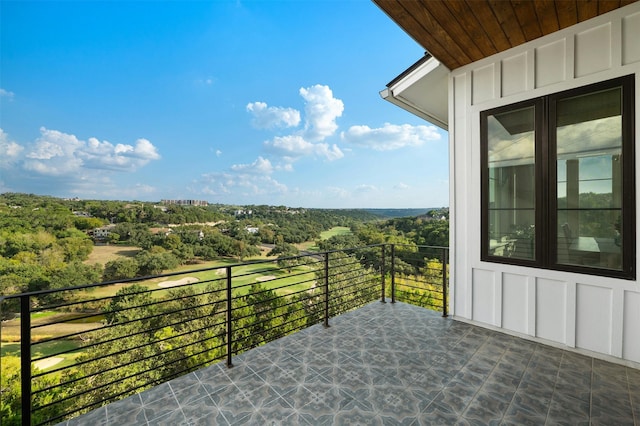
[20,295,31,426]
[225,266,234,368]
[391,244,396,303]
[323,252,330,327]
[380,245,386,303]
[441,248,448,317]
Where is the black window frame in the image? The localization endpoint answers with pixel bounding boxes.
[481,75,636,280]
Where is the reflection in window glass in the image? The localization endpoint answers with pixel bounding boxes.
[556,88,622,270]
[487,106,535,260]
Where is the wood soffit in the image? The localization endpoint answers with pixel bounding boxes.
[373,0,639,70]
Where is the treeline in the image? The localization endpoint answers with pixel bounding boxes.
[317,215,449,251]
[0,193,448,312]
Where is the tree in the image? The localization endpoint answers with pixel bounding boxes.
[257,226,275,244]
[267,237,298,257]
[112,223,153,249]
[0,356,21,425]
[267,240,300,272]
[232,240,259,261]
[1,356,74,425]
[103,258,139,281]
[69,284,228,419]
[315,251,380,317]
[73,216,105,230]
[234,284,294,351]
[71,286,170,414]
[172,244,195,264]
[49,261,102,290]
[161,234,182,251]
[135,249,179,276]
[57,235,94,262]
[107,232,120,244]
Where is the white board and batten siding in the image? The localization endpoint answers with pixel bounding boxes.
[449,2,640,365]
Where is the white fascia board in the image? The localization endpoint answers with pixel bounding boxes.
[381,56,450,130]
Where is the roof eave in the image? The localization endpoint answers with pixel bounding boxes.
[380,55,450,130]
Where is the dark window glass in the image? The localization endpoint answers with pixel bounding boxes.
[486,106,536,260]
[481,76,635,279]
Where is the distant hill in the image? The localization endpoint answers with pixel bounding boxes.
[363,208,440,219]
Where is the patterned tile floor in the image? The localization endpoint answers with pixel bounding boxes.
[63,302,640,425]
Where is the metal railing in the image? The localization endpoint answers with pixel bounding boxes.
[0,244,448,425]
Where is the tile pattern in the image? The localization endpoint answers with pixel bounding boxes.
[61,302,640,425]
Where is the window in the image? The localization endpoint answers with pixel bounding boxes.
[481,75,635,279]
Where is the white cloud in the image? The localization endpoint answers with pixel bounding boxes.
[247,84,346,164]
[276,163,294,172]
[199,154,290,198]
[0,89,15,101]
[0,127,163,200]
[231,156,274,174]
[314,143,344,161]
[341,123,441,151]
[247,102,300,129]
[22,128,161,175]
[0,126,161,200]
[0,128,24,167]
[264,135,343,161]
[267,135,310,156]
[394,182,410,190]
[215,149,222,157]
[300,85,344,142]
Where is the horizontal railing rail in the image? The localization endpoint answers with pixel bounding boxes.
[0,244,448,425]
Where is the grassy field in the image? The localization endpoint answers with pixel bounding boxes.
[1,312,103,342]
[319,226,352,239]
[141,259,317,297]
[298,226,353,251]
[1,339,83,371]
[84,245,141,265]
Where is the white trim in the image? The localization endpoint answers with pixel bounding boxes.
[380,56,450,130]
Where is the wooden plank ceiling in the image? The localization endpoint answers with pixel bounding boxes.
[373,0,638,70]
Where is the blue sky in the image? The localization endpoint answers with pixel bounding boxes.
[0,0,449,208]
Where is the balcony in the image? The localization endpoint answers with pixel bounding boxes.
[3,245,639,425]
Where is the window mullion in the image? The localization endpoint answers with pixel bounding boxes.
[539,98,550,268]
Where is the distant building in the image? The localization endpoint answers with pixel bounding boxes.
[88,224,116,240]
[161,199,208,207]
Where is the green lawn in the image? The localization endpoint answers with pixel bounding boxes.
[2,340,83,372]
[319,226,352,239]
[299,226,353,252]
[31,311,60,320]
[149,260,317,297]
